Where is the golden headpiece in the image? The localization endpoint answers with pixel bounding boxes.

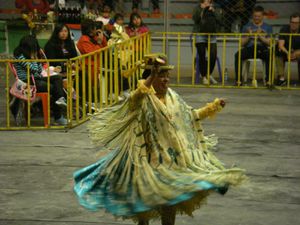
[122,53,174,78]
[140,53,174,71]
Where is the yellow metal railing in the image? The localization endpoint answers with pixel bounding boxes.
[0,58,68,130]
[0,32,150,130]
[153,32,300,90]
[1,31,299,130]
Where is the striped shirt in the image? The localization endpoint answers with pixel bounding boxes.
[13,54,43,81]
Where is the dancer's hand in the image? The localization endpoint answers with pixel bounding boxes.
[220,98,226,108]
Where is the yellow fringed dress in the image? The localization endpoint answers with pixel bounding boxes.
[73,80,246,221]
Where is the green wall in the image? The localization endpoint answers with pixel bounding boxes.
[1,20,49,55]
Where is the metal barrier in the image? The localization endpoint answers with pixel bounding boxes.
[152,32,300,89]
[0,32,151,130]
[1,31,299,130]
[0,58,68,130]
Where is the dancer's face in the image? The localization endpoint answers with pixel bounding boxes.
[152,70,170,95]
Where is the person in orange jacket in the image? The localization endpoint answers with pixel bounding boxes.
[76,20,107,103]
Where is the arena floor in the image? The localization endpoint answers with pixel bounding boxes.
[0,87,300,225]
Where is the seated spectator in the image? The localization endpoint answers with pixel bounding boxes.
[105,13,130,98]
[125,12,149,37]
[77,20,107,102]
[96,4,114,36]
[234,5,272,85]
[132,0,160,13]
[15,0,50,14]
[193,0,221,85]
[275,13,300,86]
[108,13,129,45]
[77,19,107,70]
[44,23,78,73]
[96,5,112,25]
[13,35,68,125]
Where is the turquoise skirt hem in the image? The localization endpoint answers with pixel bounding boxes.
[73,153,228,217]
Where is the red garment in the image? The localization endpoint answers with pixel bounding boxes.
[15,0,50,14]
[125,25,149,38]
[77,35,107,84]
[76,35,107,55]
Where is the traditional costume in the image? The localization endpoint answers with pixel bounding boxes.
[73,54,246,222]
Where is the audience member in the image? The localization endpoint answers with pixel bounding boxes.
[106,13,130,98]
[234,5,272,85]
[125,12,149,37]
[96,5,113,25]
[15,0,50,14]
[132,0,160,13]
[96,4,115,38]
[275,13,300,86]
[44,24,78,73]
[13,35,67,125]
[108,13,129,45]
[193,0,221,85]
[77,20,107,102]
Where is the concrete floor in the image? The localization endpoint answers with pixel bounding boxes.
[0,87,300,225]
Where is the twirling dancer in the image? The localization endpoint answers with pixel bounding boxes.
[73,53,246,225]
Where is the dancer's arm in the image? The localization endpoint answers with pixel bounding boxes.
[196,98,226,120]
[129,63,159,106]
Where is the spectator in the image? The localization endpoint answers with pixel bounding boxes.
[96,4,114,36]
[44,24,78,73]
[275,13,300,86]
[13,35,67,125]
[96,5,111,24]
[108,13,129,45]
[192,0,221,85]
[125,12,149,37]
[132,0,160,14]
[107,13,130,98]
[77,20,107,102]
[234,5,272,85]
[15,0,50,14]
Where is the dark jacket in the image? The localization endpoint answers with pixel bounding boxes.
[192,5,223,33]
[44,41,78,72]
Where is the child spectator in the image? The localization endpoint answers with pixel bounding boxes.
[108,13,129,45]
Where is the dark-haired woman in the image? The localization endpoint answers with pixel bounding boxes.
[44,24,78,73]
[125,12,149,37]
[13,35,67,125]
